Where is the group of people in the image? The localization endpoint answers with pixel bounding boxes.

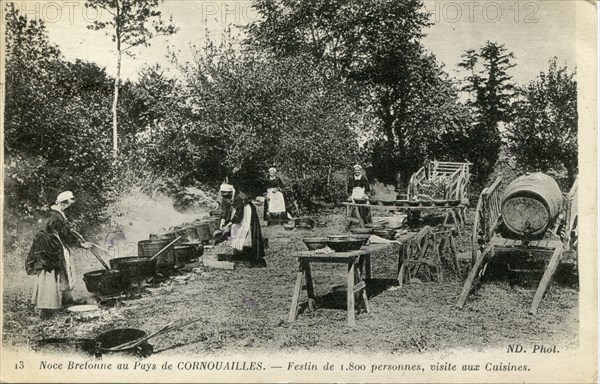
[27,165,372,317]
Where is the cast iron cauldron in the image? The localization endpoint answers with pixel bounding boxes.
[138,239,176,268]
[109,257,156,282]
[191,220,213,242]
[83,269,129,297]
[174,243,201,266]
[94,328,153,357]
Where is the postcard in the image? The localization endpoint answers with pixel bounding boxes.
[1,0,597,382]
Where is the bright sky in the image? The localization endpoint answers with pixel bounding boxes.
[26,0,579,84]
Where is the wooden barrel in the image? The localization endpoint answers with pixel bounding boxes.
[501,173,562,239]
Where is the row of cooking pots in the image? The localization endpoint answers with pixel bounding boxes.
[149,215,221,243]
[83,214,222,298]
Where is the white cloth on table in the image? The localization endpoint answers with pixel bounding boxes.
[368,235,401,244]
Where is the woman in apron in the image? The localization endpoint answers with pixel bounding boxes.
[347,164,373,225]
[27,191,92,318]
[219,183,266,265]
[263,167,288,224]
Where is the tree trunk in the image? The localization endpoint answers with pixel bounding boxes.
[112,0,122,157]
[112,54,120,156]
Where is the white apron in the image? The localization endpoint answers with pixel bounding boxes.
[351,186,366,200]
[267,188,286,214]
[31,235,73,309]
[230,204,252,251]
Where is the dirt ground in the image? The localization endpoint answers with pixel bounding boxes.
[2,208,579,357]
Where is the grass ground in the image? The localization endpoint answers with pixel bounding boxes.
[2,207,578,356]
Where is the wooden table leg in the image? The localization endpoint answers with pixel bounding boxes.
[449,235,462,279]
[451,209,462,234]
[288,260,305,322]
[347,261,356,326]
[304,261,317,312]
[362,254,372,280]
[358,257,370,313]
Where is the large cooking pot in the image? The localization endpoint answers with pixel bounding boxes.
[109,256,156,282]
[83,269,129,297]
[94,328,153,357]
[149,229,178,241]
[174,243,202,266]
[191,220,212,242]
[138,240,176,268]
[202,217,221,233]
[167,225,197,243]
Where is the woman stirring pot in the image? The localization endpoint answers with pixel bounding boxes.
[26,191,92,319]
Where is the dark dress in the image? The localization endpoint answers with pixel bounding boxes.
[27,210,78,274]
[27,209,80,309]
[347,175,372,224]
[263,176,287,221]
[221,194,266,262]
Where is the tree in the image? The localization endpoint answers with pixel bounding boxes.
[161,33,360,204]
[84,0,177,155]
[458,41,516,183]
[4,4,118,229]
[507,58,578,183]
[246,0,472,186]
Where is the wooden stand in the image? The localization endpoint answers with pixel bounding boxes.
[456,237,564,315]
[288,245,391,326]
[343,202,465,232]
[397,226,461,287]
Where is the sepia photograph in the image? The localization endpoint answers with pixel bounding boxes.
[1,0,597,382]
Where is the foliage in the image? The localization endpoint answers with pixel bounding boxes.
[246,0,473,186]
[3,5,163,246]
[161,34,358,203]
[507,58,578,182]
[458,41,516,183]
[84,0,178,154]
[5,6,110,225]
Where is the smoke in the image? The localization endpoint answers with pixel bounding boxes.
[102,187,218,257]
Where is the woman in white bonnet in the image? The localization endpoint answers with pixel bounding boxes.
[26,191,91,318]
[218,182,266,265]
[347,164,372,225]
[263,167,288,224]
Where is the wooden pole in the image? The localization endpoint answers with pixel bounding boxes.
[529,243,563,315]
[456,247,492,309]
